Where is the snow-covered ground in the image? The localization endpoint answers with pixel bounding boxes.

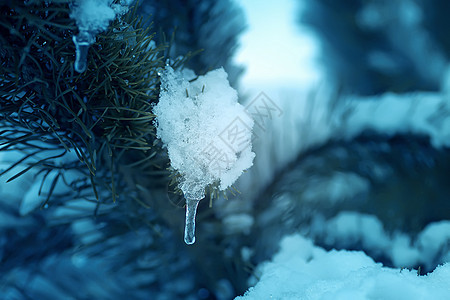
[237,234,450,300]
[310,212,450,270]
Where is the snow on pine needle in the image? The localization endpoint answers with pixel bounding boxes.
[153,66,255,244]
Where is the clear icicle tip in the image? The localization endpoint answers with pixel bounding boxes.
[184,198,201,245]
[73,31,95,73]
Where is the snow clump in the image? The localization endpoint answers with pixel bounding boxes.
[153,66,255,200]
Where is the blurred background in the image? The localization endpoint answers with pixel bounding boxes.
[1,0,450,299]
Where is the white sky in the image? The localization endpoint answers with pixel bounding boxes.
[233,0,322,90]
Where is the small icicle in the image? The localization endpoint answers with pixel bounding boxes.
[184,198,201,245]
[73,31,94,73]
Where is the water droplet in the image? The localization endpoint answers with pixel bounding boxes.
[44,204,49,209]
[45,61,52,70]
[60,57,65,63]
[73,31,95,73]
[184,198,201,245]
[124,79,129,85]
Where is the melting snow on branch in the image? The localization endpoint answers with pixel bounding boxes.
[70,0,131,72]
[153,66,255,244]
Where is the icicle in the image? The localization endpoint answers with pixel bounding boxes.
[73,31,95,73]
[184,198,201,245]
